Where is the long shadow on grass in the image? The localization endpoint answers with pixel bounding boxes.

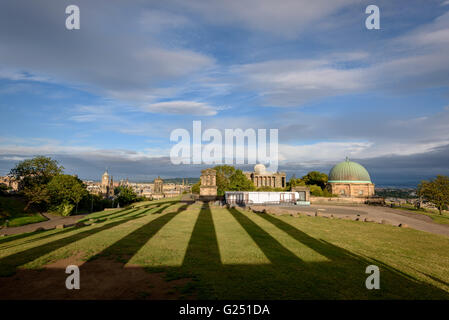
[91,203,189,264]
[0,204,163,251]
[177,205,449,299]
[0,231,39,246]
[0,203,177,277]
[182,202,221,268]
[258,212,434,284]
[248,209,449,299]
[2,203,448,299]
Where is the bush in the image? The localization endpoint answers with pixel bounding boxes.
[0,184,8,195]
[309,185,323,196]
[50,200,74,216]
[191,181,200,194]
[309,185,336,197]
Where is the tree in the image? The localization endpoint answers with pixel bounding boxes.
[115,186,138,207]
[9,156,64,212]
[9,156,64,191]
[191,181,200,194]
[23,184,51,212]
[309,184,324,197]
[418,175,449,215]
[213,165,236,196]
[301,171,328,190]
[287,174,297,190]
[0,183,8,195]
[212,165,255,195]
[228,169,255,191]
[47,174,87,215]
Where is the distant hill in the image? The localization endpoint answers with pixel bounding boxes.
[162,178,199,185]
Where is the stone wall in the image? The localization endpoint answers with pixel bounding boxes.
[310,196,384,205]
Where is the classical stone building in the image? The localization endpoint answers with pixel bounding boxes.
[326,158,375,198]
[200,168,217,201]
[244,164,286,189]
[101,170,114,198]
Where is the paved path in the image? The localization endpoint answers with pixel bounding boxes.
[282,204,449,237]
[0,212,88,236]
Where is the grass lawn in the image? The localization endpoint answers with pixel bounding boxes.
[392,204,449,226]
[0,199,448,299]
[0,195,47,228]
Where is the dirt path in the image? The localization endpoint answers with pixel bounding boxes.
[0,213,88,236]
[0,256,192,300]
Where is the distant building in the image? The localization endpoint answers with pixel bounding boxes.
[0,176,18,192]
[200,168,218,201]
[244,164,286,189]
[326,158,375,198]
[291,186,311,203]
[101,170,114,198]
[153,176,164,199]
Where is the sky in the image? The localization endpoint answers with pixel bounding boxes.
[1,0,449,186]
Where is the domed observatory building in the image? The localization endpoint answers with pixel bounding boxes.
[326,158,374,198]
[244,164,286,189]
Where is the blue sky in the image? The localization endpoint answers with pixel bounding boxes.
[1,0,449,186]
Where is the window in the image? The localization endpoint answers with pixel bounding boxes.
[340,189,345,195]
[359,190,364,195]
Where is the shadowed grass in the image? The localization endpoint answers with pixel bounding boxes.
[1,200,449,299]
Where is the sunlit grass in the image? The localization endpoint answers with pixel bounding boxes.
[1,199,449,299]
[391,204,449,225]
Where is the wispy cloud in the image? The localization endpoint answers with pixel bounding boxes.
[143,101,219,116]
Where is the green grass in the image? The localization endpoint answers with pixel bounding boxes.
[0,195,47,228]
[391,204,449,225]
[0,199,448,299]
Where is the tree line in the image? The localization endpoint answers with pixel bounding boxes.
[5,156,142,216]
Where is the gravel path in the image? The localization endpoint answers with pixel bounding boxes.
[0,213,88,236]
[283,204,449,237]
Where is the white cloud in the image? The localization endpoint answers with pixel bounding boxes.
[279,142,372,164]
[143,101,219,116]
[139,10,192,33]
[177,0,358,38]
[234,58,367,106]
[0,1,215,109]
[231,10,449,107]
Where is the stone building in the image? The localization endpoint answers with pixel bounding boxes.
[326,158,375,198]
[200,168,217,201]
[153,176,164,199]
[0,176,18,192]
[291,185,311,203]
[154,177,163,194]
[244,164,286,189]
[101,170,114,198]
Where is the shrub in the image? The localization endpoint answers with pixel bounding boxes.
[309,185,323,196]
[50,200,74,216]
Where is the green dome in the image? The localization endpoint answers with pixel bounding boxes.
[328,158,372,183]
